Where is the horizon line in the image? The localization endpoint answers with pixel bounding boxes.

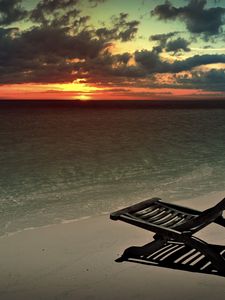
[1,99,225,109]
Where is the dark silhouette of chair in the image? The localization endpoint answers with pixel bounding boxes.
[110,197,225,276]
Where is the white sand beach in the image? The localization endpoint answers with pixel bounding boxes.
[0,192,225,300]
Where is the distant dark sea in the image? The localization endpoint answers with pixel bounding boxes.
[1,99,225,109]
[1,99,225,235]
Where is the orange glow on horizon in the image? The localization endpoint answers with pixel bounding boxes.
[51,80,103,94]
[0,80,103,100]
[0,81,223,101]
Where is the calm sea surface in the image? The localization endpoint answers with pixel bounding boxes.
[1,107,225,235]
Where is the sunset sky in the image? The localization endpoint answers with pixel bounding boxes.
[1,0,225,100]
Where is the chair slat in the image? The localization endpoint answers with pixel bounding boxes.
[134,205,159,216]
[171,214,188,226]
[162,214,181,227]
[140,207,164,219]
[146,210,169,222]
[147,211,171,224]
[153,213,175,225]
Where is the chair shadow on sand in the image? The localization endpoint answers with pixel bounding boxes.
[115,238,225,277]
[110,197,225,277]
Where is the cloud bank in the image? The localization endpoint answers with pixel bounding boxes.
[0,0,225,96]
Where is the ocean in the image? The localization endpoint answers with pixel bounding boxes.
[1,103,225,236]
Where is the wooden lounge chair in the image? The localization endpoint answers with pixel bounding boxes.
[110,197,225,275]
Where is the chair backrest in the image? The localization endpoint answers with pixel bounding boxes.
[175,198,225,233]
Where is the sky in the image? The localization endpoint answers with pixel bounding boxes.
[1,0,225,100]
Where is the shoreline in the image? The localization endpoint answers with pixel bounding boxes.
[0,192,225,299]
[1,189,225,239]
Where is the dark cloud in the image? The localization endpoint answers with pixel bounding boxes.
[96,13,139,42]
[150,32,178,44]
[32,0,79,14]
[135,49,225,74]
[0,0,27,25]
[150,32,172,53]
[175,69,225,91]
[1,20,225,86]
[75,50,146,83]
[0,0,224,96]
[30,0,105,25]
[152,0,225,35]
[171,54,225,72]
[0,2,140,84]
[165,37,191,53]
[35,8,85,29]
[30,0,80,25]
[31,0,105,19]
[0,25,107,83]
[135,49,161,71]
[150,32,191,54]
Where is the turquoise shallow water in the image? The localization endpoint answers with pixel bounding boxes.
[0,107,225,235]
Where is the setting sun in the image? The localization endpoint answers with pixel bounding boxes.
[74,94,91,101]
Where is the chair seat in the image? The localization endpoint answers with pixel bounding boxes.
[111,198,200,232]
[110,197,225,234]
[130,200,197,229]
